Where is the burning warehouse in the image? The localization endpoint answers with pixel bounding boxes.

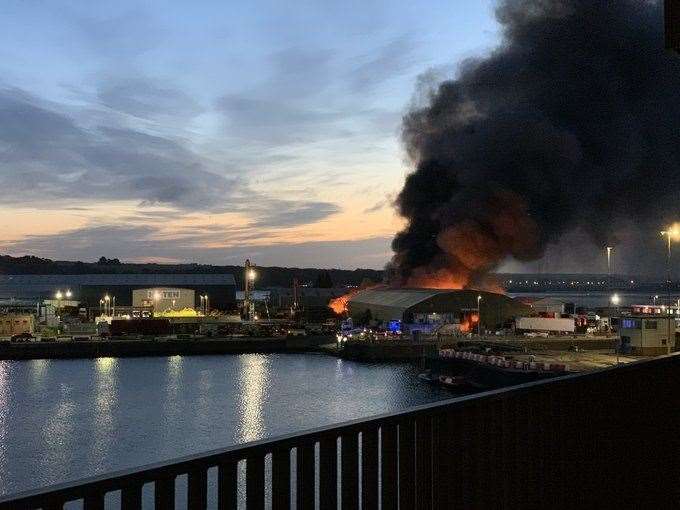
[347,288,529,333]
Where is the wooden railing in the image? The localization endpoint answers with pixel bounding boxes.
[1,353,678,509]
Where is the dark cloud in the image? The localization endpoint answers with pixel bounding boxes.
[392,0,680,285]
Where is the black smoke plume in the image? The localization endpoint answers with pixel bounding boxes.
[391,0,680,287]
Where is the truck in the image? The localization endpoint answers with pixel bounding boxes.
[514,317,575,335]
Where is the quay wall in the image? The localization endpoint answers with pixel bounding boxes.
[0,335,332,361]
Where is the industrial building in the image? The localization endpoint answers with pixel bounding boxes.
[0,274,237,310]
[347,288,530,331]
[132,288,196,311]
[0,314,34,335]
[619,315,676,356]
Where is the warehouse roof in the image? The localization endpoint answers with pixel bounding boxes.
[348,288,453,309]
[0,274,236,286]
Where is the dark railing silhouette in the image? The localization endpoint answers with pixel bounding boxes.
[1,353,678,509]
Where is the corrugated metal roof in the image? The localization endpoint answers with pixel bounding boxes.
[0,274,236,286]
[348,288,457,309]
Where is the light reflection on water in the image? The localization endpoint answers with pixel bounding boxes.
[0,353,456,499]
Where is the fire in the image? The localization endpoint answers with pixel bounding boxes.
[329,291,356,315]
[328,282,384,315]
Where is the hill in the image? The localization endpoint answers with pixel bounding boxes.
[0,255,384,289]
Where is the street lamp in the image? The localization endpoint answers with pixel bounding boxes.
[65,289,72,299]
[477,295,483,337]
[660,225,680,305]
[611,293,620,306]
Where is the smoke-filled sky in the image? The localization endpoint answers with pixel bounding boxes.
[0,0,498,268]
[1,1,677,275]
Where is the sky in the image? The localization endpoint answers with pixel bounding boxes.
[0,0,500,269]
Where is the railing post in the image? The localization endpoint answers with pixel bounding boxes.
[361,428,379,509]
[297,442,315,510]
[398,420,416,509]
[272,447,291,510]
[83,491,105,510]
[247,455,265,510]
[415,415,433,509]
[380,424,398,509]
[121,483,143,510]
[319,437,338,510]
[217,459,238,510]
[341,432,359,510]
[154,475,175,510]
[188,467,208,510]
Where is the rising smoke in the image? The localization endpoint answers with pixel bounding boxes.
[390,0,680,287]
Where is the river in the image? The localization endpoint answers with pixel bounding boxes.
[0,353,457,499]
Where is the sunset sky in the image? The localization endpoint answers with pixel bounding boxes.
[0,0,499,268]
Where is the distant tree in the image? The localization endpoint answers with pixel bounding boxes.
[97,257,121,265]
[315,270,334,288]
[359,308,373,326]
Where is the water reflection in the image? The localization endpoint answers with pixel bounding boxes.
[1,354,453,497]
[235,354,270,443]
[89,358,119,470]
[0,363,8,475]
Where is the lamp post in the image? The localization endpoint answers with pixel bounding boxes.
[244,260,257,321]
[611,293,621,363]
[55,290,63,322]
[606,246,613,289]
[660,226,679,306]
[477,295,483,337]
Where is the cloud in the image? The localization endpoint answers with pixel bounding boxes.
[97,78,204,120]
[0,87,234,210]
[1,223,391,269]
[250,199,341,228]
[0,87,340,228]
[350,34,419,93]
[363,200,387,214]
[216,94,347,145]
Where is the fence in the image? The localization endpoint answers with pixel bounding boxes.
[1,353,678,509]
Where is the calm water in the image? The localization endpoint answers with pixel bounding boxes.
[0,353,455,497]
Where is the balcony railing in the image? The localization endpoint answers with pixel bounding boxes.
[1,353,678,509]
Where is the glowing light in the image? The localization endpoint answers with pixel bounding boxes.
[54,291,63,300]
[611,293,620,306]
[248,269,257,281]
[65,290,72,298]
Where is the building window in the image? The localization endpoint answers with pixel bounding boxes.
[662,339,667,345]
[621,319,640,329]
[644,320,658,330]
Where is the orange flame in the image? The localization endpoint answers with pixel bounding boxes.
[329,291,356,315]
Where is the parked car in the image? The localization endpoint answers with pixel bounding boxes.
[11,332,35,343]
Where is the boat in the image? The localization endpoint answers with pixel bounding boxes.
[418,370,470,388]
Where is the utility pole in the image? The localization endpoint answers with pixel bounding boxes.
[244,259,257,321]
